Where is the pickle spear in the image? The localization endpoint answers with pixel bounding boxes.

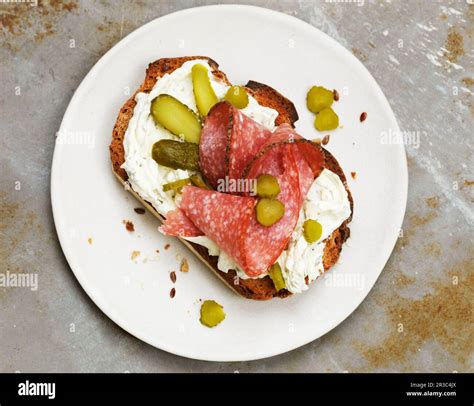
[150,94,202,143]
[192,64,218,116]
[269,263,286,291]
[152,139,200,171]
[162,178,191,192]
[190,174,210,189]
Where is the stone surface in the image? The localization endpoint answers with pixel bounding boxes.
[0,0,472,372]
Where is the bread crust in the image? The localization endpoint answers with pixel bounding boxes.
[245,80,299,127]
[109,56,352,300]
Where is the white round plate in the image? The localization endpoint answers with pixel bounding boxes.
[51,5,407,361]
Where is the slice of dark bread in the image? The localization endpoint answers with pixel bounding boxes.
[109,56,352,300]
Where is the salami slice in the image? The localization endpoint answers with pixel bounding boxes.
[227,107,271,183]
[292,145,315,205]
[243,124,324,202]
[243,144,301,277]
[159,208,203,237]
[261,123,301,146]
[199,101,271,190]
[199,102,232,188]
[293,140,325,178]
[179,185,255,267]
[268,124,322,202]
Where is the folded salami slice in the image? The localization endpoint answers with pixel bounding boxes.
[199,102,231,188]
[178,185,255,268]
[292,139,325,178]
[242,144,301,276]
[292,145,315,205]
[226,106,271,183]
[199,101,271,189]
[236,125,325,276]
[159,207,203,237]
[245,124,324,202]
[269,124,324,201]
[161,182,294,277]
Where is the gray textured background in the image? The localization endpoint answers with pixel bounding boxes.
[0,0,472,372]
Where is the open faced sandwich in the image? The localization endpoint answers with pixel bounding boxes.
[110,56,353,300]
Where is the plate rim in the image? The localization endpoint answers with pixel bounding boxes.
[51,4,408,362]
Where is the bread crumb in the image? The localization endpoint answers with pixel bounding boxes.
[124,220,135,232]
[312,138,322,145]
[87,237,93,245]
[180,258,189,273]
[131,250,140,260]
[164,243,171,250]
[351,172,357,179]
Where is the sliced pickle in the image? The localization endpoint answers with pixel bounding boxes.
[255,198,285,227]
[269,263,286,291]
[152,139,200,171]
[256,174,280,198]
[224,85,249,109]
[190,174,210,189]
[314,107,339,131]
[306,86,334,113]
[192,64,218,116]
[303,219,323,243]
[162,178,191,192]
[200,300,226,328]
[150,94,202,143]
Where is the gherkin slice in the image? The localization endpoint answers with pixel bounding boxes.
[152,139,200,171]
[303,219,323,243]
[255,198,285,227]
[256,174,280,198]
[200,300,226,328]
[162,178,191,192]
[190,175,210,189]
[150,94,202,143]
[269,263,286,291]
[306,86,334,113]
[314,107,339,131]
[224,85,249,109]
[192,64,218,116]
